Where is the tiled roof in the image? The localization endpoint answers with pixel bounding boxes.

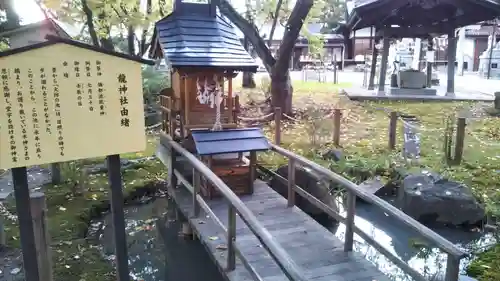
[154,7,257,71]
[190,128,270,155]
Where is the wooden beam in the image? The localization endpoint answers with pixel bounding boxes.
[351,1,411,30]
[376,25,455,38]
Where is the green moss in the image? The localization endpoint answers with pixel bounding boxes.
[467,243,500,281]
[2,136,167,281]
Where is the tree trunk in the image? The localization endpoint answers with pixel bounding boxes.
[140,0,153,56]
[218,0,313,114]
[270,69,293,114]
[5,0,20,29]
[242,72,256,88]
[127,25,135,55]
[242,35,256,88]
[81,0,99,46]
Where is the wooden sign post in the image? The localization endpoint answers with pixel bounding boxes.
[0,36,154,281]
[11,167,40,281]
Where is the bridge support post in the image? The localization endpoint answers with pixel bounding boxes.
[445,254,460,281]
[287,159,296,207]
[192,169,201,217]
[168,147,178,189]
[227,206,236,271]
[344,191,356,252]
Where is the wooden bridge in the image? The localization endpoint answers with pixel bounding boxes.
[156,133,466,281]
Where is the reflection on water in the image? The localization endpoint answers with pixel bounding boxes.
[92,194,494,281]
[330,196,496,281]
[93,197,224,281]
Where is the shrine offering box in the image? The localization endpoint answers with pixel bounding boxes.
[189,128,270,199]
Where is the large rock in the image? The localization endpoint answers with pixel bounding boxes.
[270,164,338,223]
[400,170,485,227]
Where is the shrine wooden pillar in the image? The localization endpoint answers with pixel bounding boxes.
[378,36,390,93]
[426,37,433,88]
[368,36,379,90]
[447,29,457,94]
[228,74,233,123]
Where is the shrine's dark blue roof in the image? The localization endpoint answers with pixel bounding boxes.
[190,128,270,155]
[154,8,258,72]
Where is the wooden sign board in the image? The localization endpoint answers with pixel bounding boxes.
[0,41,148,169]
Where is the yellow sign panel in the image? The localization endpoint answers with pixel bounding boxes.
[0,43,147,169]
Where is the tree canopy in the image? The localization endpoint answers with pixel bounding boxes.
[42,0,170,53]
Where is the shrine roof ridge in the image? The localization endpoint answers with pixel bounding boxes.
[0,35,155,65]
[153,11,258,72]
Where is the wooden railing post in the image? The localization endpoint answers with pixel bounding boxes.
[388,111,398,150]
[168,146,178,189]
[333,109,341,146]
[249,151,256,194]
[333,54,338,84]
[0,216,4,247]
[50,163,61,184]
[287,159,296,207]
[234,95,240,124]
[344,191,356,252]
[274,107,282,145]
[192,169,200,217]
[454,117,466,165]
[30,192,53,281]
[0,192,9,247]
[444,254,460,281]
[226,205,236,271]
[168,106,175,137]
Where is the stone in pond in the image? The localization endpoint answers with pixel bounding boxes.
[400,170,485,227]
[321,149,343,162]
[270,164,338,223]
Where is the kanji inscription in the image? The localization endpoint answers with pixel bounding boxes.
[0,43,146,169]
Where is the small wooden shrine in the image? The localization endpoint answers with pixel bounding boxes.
[149,0,268,198]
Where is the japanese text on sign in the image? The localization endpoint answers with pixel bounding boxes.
[0,43,146,169]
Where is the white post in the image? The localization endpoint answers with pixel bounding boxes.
[412,38,422,70]
[457,27,466,76]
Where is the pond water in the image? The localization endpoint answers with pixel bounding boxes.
[92,196,224,281]
[93,195,494,281]
[330,196,496,281]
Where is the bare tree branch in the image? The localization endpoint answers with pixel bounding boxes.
[140,0,153,56]
[217,0,275,72]
[267,0,284,46]
[274,0,313,72]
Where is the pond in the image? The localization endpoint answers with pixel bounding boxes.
[91,196,224,281]
[93,195,494,281]
[330,196,496,280]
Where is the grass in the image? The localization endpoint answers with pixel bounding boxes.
[467,243,500,281]
[236,78,500,280]
[2,134,166,281]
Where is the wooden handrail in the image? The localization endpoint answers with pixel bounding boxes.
[270,144,466,280]
[159,133,308,281]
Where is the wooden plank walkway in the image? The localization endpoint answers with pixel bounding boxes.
[170,179,392,281]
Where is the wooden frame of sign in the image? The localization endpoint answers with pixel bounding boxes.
[0,35,154,281]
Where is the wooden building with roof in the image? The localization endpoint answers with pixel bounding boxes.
[0,18,76,49]
[148,0,257,135]
[345,0,500,94]
[149,0,268,199]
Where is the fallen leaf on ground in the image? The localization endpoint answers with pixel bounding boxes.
[216,244,227,250]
